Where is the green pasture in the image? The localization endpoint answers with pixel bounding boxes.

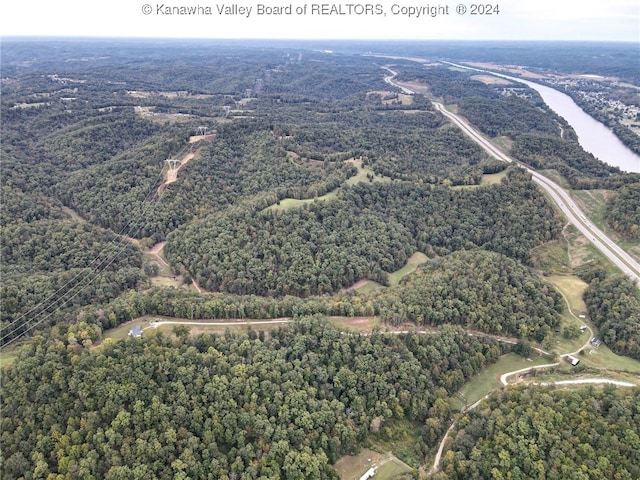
[454,353,553,410]
[387,252,428,286]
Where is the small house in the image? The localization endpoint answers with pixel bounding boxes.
[565,355,580,366]
[129,325,142,338]
[359,467,377,480]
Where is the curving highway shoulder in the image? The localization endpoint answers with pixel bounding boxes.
[431,101,640,285]
[380,64,639,284]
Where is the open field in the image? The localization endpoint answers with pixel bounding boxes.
[344,251,427,293]
[470,74,512,85]
[369,419,423,468]
[102,319,150,342]
[327,316,381,332]
[366,90,414,106]
[573,343,640,373]
[335,448,413,480]
[0,353,17,367]
[539,169,571,188]
[571,189,640,263]
[558,223,621,277]
[529,366,640,386]
[480,169,509,185]
[266,158,392,212]
[127,90,214,99]
[376,458,414,480]
[102,317,295,344]
[451,170,510,191]
[546,275,588,314]
[352,280,385,294]
[530,239,571,275]
[335,449,384,480]
[453,353,553,410]
[154,323,266,338]
[150,276,184,288]
[133,106,193,123]
[345,158,393,186]
[266,191,338,212]
[388,252,428,286]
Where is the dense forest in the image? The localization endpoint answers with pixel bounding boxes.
[165,170,560,296]
[584,275,640,360]
[0,319,508,479]
[2,39,639,479]
[397,62,640,189]
[437,385,640,480]
[370,250,562,339]
[80,248,563,344]
[606,183,640,240]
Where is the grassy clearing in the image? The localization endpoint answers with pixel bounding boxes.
[571,189,609,228]
[266,191,338,212]
[451,170,509,191]
[561,224,620,276]
[150,276,184,288]
[388,252,428,286]
[0,353,17,367]
[530,240,571,275]
[574,344,640,373]
[539,169,571,188]
[369,419,424,468]
[546,275,588,314]
[335,449,383,480]
[470,75,512,85]
[334,448,413,480]
[102,319,150,343]
[479,169,509,185]
[375,459,414,480]
[492,136,513,152]
[548,317,590,356]
[539,275,640,372]
[453,353,553,410]
[327,316,382,333]
[264,158,392,212]
[102,316,293,344]
[529,363,640,385]
[154,323,263,338]
[345,158,393,186]
[354,280,385,294]
[571,189,640,262]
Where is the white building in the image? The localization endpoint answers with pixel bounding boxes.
[359,467,377,480]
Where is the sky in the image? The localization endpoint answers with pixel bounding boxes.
[1,0,638,41]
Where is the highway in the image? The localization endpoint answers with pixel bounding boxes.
[431,101,640,284]
[382,68,639,284]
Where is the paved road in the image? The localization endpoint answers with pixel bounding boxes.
[431,101,640,284]
[379,66,640,473]
[381,67,639,284]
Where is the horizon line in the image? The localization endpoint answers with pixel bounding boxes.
[2,35,638,44]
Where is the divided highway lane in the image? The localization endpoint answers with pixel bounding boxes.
[431,102,640,284]
[382,66,639,283]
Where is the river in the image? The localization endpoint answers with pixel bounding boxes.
[447,62,640,173]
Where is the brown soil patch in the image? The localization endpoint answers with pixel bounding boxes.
[147,241,166,255]
[464,62,547,79]
[471,74,512,85]
[342,279,371,292]
[189,133,216,143]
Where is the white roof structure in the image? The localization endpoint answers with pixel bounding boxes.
[359,467,377,480]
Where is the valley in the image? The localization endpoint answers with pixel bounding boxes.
[1,39,639,480]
